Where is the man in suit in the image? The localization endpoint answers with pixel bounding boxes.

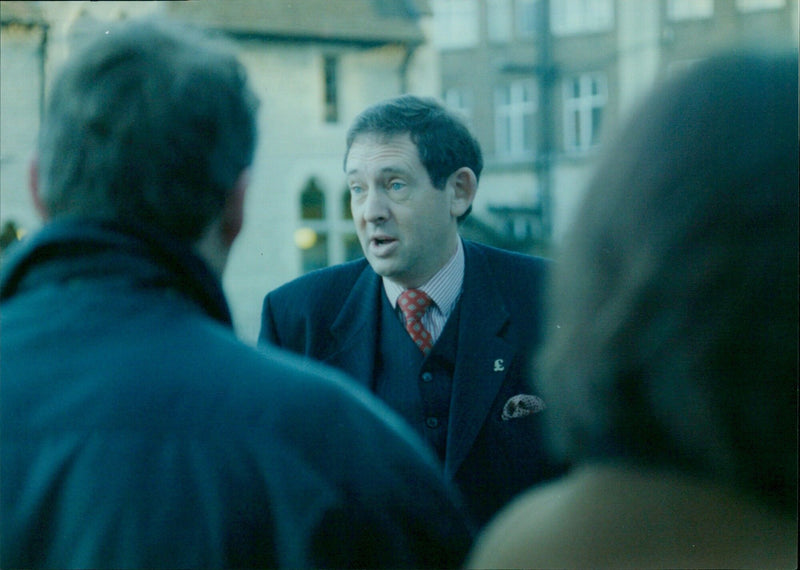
[0,20,473,568]
[260,95,565,524]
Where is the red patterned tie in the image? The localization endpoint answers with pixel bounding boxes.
[397,289,434,355]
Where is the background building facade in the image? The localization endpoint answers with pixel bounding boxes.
[432,0,798,252]
[2,0,797,341]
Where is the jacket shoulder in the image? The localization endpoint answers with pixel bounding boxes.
[464,240,550,280]
[260,257,374,348]
[268,257,370,301]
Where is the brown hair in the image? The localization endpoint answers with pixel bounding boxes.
[537,49,798,512]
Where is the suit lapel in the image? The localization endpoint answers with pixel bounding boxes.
[325,265,382,390]
[445,243,513,479]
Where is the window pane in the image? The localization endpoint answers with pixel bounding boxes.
[432,0,479,49]
[523,110,536,153]
[495,80,538,158]
[591,107,603,145]
[551,0,614,35]
[323,56,338,123]
[667,0,713,20]
[301,232,328,272]
[562,72,607,153]
[572,109,581,147]
[487,0,513,42]
[301,178,325,219]
[516,0,540,38]
[591,76,602,95]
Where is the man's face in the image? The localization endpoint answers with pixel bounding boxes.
[346,133,463,288]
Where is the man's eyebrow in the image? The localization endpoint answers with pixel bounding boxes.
[346,166,409,177]
[379,166,409,176]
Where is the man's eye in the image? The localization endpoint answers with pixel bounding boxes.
[350,185,363,195]
[389,181,406,192]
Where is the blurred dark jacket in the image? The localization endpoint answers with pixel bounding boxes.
[0,219,474,569]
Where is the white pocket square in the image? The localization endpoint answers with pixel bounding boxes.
[501,394,546,421]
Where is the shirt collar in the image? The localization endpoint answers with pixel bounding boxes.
[384,237,465,317]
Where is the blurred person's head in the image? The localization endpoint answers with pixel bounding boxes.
[344,95,481,288]
[537,49,798,512]
[32,17,259,274]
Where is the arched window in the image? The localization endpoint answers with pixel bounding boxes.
[295,178,361,274]
[296,178,329,272]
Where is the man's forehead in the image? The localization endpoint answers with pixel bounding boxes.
[345,132,421,174]
[352,130,413,147]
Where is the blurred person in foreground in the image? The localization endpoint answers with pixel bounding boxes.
[0,18,473,569]
[260,95,565,526]
[467,48,798,569]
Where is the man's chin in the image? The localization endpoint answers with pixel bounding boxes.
[367,257,404,280]
[367,257,394,277]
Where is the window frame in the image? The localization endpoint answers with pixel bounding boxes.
[323,55,338,124]
[551,0,615,36]
[516,0,540,39]
[494,79,539,160]
[562,72,608,154]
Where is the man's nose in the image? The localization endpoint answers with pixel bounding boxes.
[362,188,390,222]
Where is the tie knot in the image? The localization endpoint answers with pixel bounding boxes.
[397,289,432,321]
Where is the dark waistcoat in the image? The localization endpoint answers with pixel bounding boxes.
[374,291,460,462]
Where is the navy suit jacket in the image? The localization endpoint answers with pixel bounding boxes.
[260,240,565,524]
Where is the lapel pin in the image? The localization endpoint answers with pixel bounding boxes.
[493,359,505,372]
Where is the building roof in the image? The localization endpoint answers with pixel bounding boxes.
[164,0,429,46]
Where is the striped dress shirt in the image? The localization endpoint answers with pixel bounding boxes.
[384,238,465,345]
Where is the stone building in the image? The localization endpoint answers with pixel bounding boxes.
[1,0,437,341]
[2,0,798,341]
[431,0,799,249]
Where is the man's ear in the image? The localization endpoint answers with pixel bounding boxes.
[29,156,50,221]
[448,167,477,219]
[221,170,249,247]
